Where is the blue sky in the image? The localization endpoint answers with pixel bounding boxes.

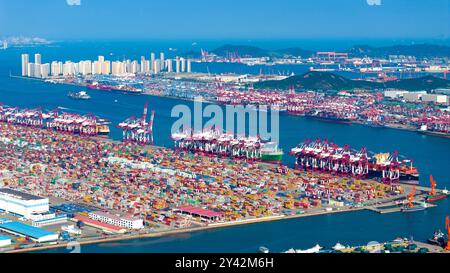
[0,0,449,40]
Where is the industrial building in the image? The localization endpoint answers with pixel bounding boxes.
[383,89,409,99]
[0,221,58,242]
[88,211,144,230]
[421,94,448,104]
[0,188,49,218]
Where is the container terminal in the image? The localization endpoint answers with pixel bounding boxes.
[39,72,450,138]
[0,103,448,253]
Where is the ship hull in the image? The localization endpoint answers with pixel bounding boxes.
[426,194,448,202]
[418,130,450,139]
[261,153,283,163]
[367,170,419,184]
[401,207,426,212]
[307,115,355,124]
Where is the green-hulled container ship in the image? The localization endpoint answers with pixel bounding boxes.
[261,142,283,163]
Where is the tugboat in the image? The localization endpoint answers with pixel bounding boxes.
[426,174,449,202]
[428,230,446,247]
[68,91,91,100]
[258,246,269,253]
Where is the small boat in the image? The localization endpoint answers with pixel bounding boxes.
[68,91,91,100]
[258,246,269,253]
[428,230,446,247]
[401,206,426,212]
[284,244,322,253]
[426,175,449,202]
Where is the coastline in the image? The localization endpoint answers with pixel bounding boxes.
[9,73,449,139]
[9,206,367,253]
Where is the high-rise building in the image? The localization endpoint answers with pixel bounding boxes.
[21,54,29,76]
[63,61,74,76]
[79,60,92,75]
[187,59,192,73]
[102,61,111,75]
[150,53,155,71]
[140,56,146,73]
[51,61,63,76]
[131,60,139,74]
[180,57,186,73]
[143,60,150,73]
[175,57,180,73]
[27,63,35,77]
[97,56,105,74]
[160,52,165,70]
[40,63,50,78]
[153,60,161,74]
[35,53,41,64]
[166,59,173,73]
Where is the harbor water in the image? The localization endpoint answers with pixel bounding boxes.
[1,43,449,253]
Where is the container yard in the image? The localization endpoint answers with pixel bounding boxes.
[0,120,443,253]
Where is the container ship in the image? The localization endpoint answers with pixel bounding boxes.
[290,138,419,184]
[367,152,419,184]
[0,103,110,137]
[112,84,143,94]
[68,91,91,100]
[172,129,283,163]
[306,110,358,124]
[86,82,113,91]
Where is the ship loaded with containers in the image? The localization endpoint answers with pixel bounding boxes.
[171,129,284,163]
[289,138,419,184]
[87,81,143,94]
[0,103,110,137]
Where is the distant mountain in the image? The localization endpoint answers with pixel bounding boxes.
[212,44,269,58]
[184,43,450,59]
[348,44,450,58]
[272,48,313,58]
[211,44,313,58]
[254,71,450,91]
[182,50,202,58]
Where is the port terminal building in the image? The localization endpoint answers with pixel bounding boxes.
[0,188,49,218]
[88,211,144,230]
[0,221,58,242]
[174,205,224,221]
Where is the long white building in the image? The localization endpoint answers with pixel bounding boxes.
[88,211,144,230]
[0,188,49,218]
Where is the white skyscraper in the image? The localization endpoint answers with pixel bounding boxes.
[166,59,173,73]
[150,53,155,71]
[187,59,192,73]
[180,57,186,73]
[160,52,165,70]
[35,54,41,64]
[21,54,29,76]
[40,63,50,78]
[153,60,161,74]
[175,57,180,73]
[27,63,35,77]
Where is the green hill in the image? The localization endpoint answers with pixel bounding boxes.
[254,72,450,91]
[348,44,450,58]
